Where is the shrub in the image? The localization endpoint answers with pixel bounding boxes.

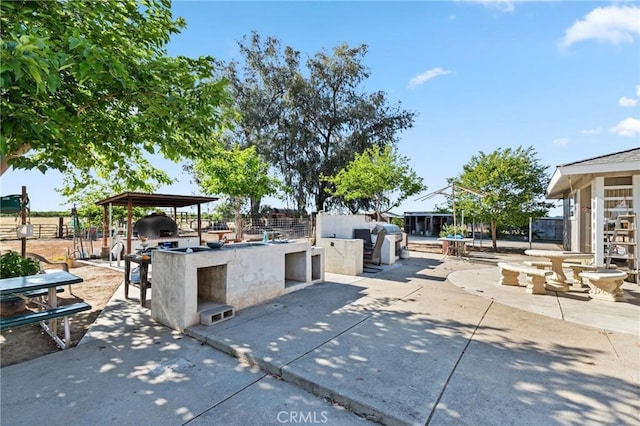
[0,251,40,278]
[439,224,468,238]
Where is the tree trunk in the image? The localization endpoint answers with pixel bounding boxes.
[250,197,261,217]
[0,144,31,175]
[234,196,244,240]
[315,191,325,213]
[491,220,497,251]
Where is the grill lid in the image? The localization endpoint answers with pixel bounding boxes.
[372,223,402,235]
[133,213,178,238]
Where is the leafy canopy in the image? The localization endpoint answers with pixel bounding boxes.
[193,144,282,239]
[193,145,281,201]
[324,145,425,219]
[453,146,553,248]
[227,33,416,212]
[1,0,234,194]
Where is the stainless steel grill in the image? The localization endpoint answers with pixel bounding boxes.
[372,223,404,255]
[373,224,402,240]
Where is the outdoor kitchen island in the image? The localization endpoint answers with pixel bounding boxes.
[151,240,324,330]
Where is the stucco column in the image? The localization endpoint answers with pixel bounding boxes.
[592,177,605,266]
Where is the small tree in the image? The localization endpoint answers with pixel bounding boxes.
[324,145,425,220]
[193,145,282,240]
[453,146,553,250]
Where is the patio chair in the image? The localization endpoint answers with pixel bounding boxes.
[26,252,74,295]
[354,228,374,250]
[364,229,387,266]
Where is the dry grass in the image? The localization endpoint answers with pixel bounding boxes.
[0,216,71,226]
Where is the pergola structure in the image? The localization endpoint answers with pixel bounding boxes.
[95,192,218,255]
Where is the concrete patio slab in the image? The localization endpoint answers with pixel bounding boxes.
[185,279,424,375]
[2,247,638,426]
[188,374,372,426]
[279,295,491,425]
[1,325,266,426]
[430,301,640,425]
[448,267,640,335]
[79,282,153,345]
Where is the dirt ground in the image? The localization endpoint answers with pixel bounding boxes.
[0,238,123,368]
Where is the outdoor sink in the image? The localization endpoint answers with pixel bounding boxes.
[166,246,212,253]
[223,242,266,248]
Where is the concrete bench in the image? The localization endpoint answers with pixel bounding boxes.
[579,270,628,302]
[566,264,600,286]
[498,262,553,295]
[523,261,602,286]
[523,260,552,269]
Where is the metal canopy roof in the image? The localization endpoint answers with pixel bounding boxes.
[95,192,218,208]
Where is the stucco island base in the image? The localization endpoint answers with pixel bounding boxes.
[151,240,324,330]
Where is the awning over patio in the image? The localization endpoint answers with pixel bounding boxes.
[95,192,219,254]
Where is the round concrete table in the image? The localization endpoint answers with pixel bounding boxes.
[524,250,594,291]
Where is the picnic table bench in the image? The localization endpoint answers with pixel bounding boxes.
[1,286,64,303]
[0,271,91,349]
[498,262,553,295]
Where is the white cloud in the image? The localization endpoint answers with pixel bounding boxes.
[559,6,640,48]
[610,117,640,136]
[407,68,451,89]
[553,138,569,146]
[462,0,516,13]
[581,128,602,136]
[619,96,638,107]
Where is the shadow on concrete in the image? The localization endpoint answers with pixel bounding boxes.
[186,273,639,425]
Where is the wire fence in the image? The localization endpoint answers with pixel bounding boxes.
[1,217,315,241]
[196,217,314,240]
[0,224,74,240]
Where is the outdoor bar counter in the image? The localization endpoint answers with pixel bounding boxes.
[151,240,324,330]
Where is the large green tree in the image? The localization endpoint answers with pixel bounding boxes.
[282,43,416,212]
[226,33,416,213]
[221,32,298,215]
[324,145,425,220]
[193,145,282,240]
[1,0,233,193]
[453,146,553,250]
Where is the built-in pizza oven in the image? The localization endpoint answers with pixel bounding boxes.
[133,213,178,239]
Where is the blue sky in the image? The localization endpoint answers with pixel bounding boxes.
[2,0,639,216]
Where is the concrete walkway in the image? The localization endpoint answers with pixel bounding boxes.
[1,250,638,425]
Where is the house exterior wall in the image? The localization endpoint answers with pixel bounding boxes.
[563,174,639,267]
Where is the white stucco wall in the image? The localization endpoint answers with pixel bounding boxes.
[151,240,323,330]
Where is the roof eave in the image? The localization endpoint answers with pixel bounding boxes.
[546,159,639,199]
